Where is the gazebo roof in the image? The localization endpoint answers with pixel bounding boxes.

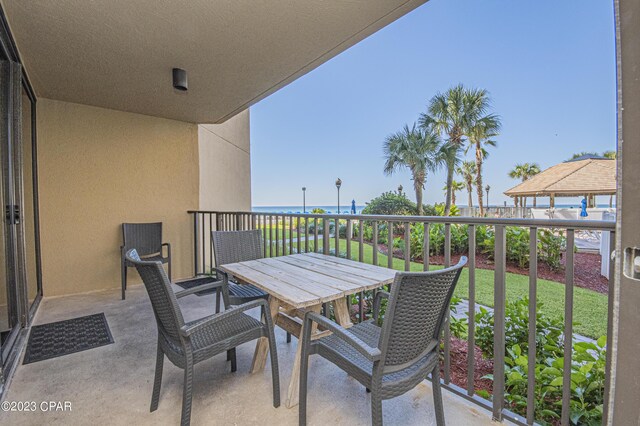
[504,158,616,197]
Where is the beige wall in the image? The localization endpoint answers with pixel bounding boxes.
[198,109,251,211]
[36,99,201,296]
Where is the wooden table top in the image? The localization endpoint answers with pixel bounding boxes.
[219,252,397,308]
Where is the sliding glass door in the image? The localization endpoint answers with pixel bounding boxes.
[0,56,41,376]
[0,59,21,368]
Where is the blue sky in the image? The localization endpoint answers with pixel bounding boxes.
[250,0,616,208]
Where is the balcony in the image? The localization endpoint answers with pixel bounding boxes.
[1,283,507,426]
[0,208,615,426]
[196,212,615,424]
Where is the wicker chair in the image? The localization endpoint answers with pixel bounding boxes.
[121,222,171,300]
[125,249,280,426]
[299,257,467,426]
[211,230,269,313]
[211,230,291,363]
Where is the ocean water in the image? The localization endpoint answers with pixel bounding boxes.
[252,203,615,215]
[252,205,365,214]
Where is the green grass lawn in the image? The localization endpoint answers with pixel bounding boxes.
[297,237,608,339]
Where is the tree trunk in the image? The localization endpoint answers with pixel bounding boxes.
[475,143,484,216]
[452,190,457,205]
[467,185,473,208]
[444,164,454,216]
[413,181,424,216]
[533,196,537,207]
[414,174,424,215]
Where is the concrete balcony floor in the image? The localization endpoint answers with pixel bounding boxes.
[1,284,508,425]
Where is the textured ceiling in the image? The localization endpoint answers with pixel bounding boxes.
[3,0,427,123]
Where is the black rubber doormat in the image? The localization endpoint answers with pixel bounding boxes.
[175,277,218,296]
[23,313,114,364]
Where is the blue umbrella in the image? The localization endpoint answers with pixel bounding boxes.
[351,200,356,214]
[580,198,588,217]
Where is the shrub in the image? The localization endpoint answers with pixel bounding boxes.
[433,203,460,217]
[479,227,565,271]
[409,223,489,258]
[474,297,605,425]
[475,297,563,359]
[307,218,334,234]
[362,191,417,216]
[538,229,565,271]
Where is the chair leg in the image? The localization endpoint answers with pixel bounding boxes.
[371,389,383,426]
[150,342,164,412]
[431,368,445,426]
[298,347,309,425]
[167,256,172,282]
[121,260,127,300]
[229,348,237,372]
[215,288,221,314]
[181,360,194,426]
[267,328,280,409]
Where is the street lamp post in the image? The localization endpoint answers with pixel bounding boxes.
[335,178,342,214]
[485,185,491,210]
[302,187,306,213]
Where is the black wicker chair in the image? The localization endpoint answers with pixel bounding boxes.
[299,257,467,426]
[126,248,280,426]
[121,222,171,300]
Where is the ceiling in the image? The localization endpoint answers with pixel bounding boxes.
[2,0,427,123]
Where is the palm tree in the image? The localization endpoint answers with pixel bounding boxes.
[567,151,600,161]
[508,163,541,207]
[420,85,493,216]
[443,180,465,205]
[383,123,441,215]
[457,161,477,207]
[466,114,500,216]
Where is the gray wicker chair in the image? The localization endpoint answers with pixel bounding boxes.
[211,230,292,364]
[211,230,269,313]
[125,248,280,426]
[121,222,171,300]
[299,257,467,426]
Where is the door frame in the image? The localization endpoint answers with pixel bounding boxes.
[0,5,41,395]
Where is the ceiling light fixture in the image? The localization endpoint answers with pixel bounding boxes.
[172,68,188,91]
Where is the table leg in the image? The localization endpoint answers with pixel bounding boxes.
[251,296,281,373]
[285,303,321,408]
[333,297,354,328]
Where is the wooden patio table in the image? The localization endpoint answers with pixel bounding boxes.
[218,252,397,408]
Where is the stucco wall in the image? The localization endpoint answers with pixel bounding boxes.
[198,109,251,211]
[36,99,200,296]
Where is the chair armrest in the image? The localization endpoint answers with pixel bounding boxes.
[373,291,390,322]
[175,279,224,298]
[304,311,381,361]
[214,266,237,283]
[162,242,171,259]
[214,266,227,276]
[180,299,267,337]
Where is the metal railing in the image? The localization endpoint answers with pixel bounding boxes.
[459,206,532,218]
[188,210,616,426]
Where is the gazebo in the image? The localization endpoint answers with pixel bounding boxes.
[504,157,616,208]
